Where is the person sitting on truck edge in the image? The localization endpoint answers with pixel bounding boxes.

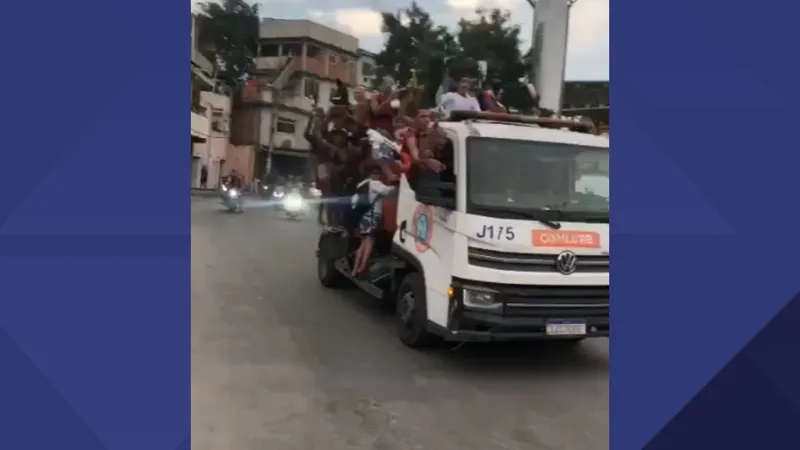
[350,163,396,276]
[396,107,446,178]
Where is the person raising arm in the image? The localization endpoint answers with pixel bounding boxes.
[369,78,398,134]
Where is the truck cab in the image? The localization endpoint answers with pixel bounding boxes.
[317,111,609,348]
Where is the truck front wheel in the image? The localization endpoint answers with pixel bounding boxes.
[396,273,436,348]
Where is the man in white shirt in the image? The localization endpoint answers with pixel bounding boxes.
[439,77,481,114]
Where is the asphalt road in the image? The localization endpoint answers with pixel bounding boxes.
[191,197,609,450]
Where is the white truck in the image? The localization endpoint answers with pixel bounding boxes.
[316,111,609,347]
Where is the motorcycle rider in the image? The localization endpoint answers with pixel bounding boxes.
[224,169,244,190]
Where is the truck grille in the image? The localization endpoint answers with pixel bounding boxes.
[501,285,609,318]
[468,247,608,273]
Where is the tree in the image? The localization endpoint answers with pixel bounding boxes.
[375,2,459,105]
[195,0,260,91]
[375,3,535,110]
[457,9,527,84]
[456,8,534,112]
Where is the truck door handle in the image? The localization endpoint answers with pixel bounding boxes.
[399,220,407,243]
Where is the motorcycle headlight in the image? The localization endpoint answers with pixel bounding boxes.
[284,195,303,210]
[462,288,500,310]
[229,190,239,198]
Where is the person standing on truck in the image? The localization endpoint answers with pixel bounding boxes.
[304,105,330,225]
[350,164,396,276]
[369,78,398,135]
[318,106,354,228]
[440,77,481,114]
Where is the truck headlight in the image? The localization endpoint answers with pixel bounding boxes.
[462,289,500,310]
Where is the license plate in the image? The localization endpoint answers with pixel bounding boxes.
[546,321,586,336]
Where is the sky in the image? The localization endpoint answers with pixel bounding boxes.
[192,0,609,81]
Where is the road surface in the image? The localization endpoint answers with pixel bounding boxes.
[191,197,609,450]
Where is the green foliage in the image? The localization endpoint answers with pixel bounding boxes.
[195,0,260,91]
[375,2,458,91]
[375,4,535,110]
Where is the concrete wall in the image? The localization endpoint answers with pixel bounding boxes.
[259,109,311,153]
[225,144,257,186]
[357,52,376,87]
[256,50,357,85]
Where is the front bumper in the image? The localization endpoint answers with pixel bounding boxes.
[433,278,609,342]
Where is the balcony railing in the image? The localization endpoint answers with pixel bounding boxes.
[192,50,214,75]
[260,89,314,112]
[256,56,356,85]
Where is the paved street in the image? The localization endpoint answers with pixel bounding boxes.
[191,197,609,450]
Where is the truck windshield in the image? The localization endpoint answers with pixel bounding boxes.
[466,137,609,223]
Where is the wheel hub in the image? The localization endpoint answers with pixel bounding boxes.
[398,291,415,324]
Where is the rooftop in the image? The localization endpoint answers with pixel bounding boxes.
[259,18,359,54]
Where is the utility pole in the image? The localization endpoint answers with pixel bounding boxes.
[265,87,277,179]
[525,0,577,114]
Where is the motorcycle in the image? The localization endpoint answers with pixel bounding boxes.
[220,184,244,213]
[282,189,306,220]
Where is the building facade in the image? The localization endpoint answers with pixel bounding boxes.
[230,19,359,181]
[191,91,232,189]
[356,49,377,88]
[191,14,214,145]
[190,14,233,189]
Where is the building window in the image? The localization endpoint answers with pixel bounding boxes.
[329,53,340,65]
[283,43,303,57]
[362,62,376,76]
[303,77,320,102]
[306,44,321,58]
[259,43,279,57]
[276,117,296,134]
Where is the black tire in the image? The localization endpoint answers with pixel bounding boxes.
[396,273,436,348]
[317,242,346,288]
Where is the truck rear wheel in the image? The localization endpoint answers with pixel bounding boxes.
[317,234,346,288]
[396,273,436,348]
[317,252,346,287]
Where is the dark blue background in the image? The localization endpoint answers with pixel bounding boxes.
[2,0,799,448]
[0,1,189,450]
[613,0,800,448]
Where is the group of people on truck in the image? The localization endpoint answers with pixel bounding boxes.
[302,76,521,276]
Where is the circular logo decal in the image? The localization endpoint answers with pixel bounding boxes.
[412,205,434,252]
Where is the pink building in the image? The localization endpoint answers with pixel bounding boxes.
[225,144,257,187]
[191,91,231,188]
